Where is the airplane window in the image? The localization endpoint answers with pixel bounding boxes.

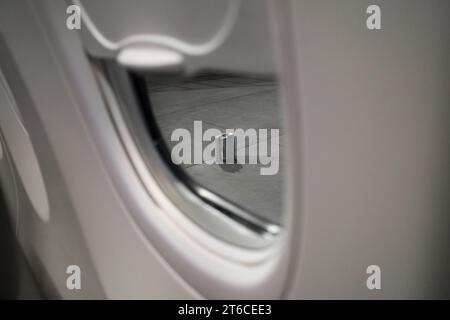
[100,63,284,246]
[144,72,284,225]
